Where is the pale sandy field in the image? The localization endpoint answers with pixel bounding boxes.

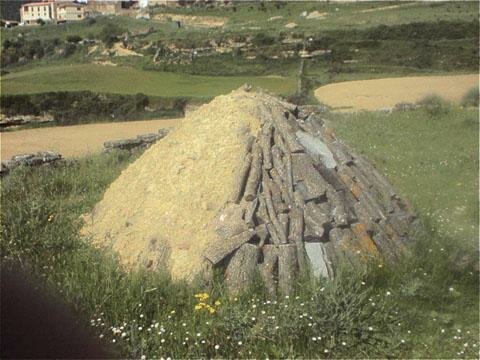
[314,74,478,111]
[0,118,180,161]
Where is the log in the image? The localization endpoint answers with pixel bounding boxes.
[266,221,281,246]
[303,201,331,241]
[278,213,290,237]
[255,223,269,248]
[214,203,248,239]
[204,229,256,264]
[268,112,304,153]
[271,145,286,180]
[260,245,278,296]
[262,172,288,244]
[230,153,252,204]
[269,177,288,214]
[256,195,269,225]
[313,162,346,192]
[225,243,259,293]
[288,204,304,244]
[327,188,353,227]
[269,167,293,205]
[328,140,355,166]
[244,198,259,228]
[295,242,308,276]
[260,123,273,170]
[273,128,288,155]
[244,143,263,201]
[291,153,327,201]
[278,244,298,295]
[284,152,294,200]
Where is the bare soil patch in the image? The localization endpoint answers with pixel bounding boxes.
[1,118,180,161]
[314,74,478,111]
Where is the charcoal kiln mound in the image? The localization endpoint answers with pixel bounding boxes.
[81,87,417,294]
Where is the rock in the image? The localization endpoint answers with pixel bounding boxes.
[103,129,170,152]
[1,151,62,176]
[285,22,298,29]
[305,242,330,277]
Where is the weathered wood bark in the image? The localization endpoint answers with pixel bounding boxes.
[244,198,259,228]
[260,124,273,170]
[271,145,286,180]
[260,245,278,296]
[225,244,259,293]
[262,173,288,244]
[214,203,248,239]
[231,153,252,204]
[303,201,331,241]
[273,128,288,155]
[204,229,256,264]
[270,167,293,205]
[278,244,297,295]
[255,223,269,247]
[244,143,263,201]
[291,153,327,201]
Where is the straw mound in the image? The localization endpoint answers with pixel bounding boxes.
[82,89,276,280]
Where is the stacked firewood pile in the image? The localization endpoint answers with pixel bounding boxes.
[204,91,417,295]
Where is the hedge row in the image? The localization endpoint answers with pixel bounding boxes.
[1,91,189,125]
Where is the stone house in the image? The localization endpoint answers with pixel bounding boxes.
[20,0,88,24]
[20,1,56,24]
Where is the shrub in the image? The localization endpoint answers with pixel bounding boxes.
[36,18,45,26]
[100,23,125,48]
[66,35,82,44]
[461,86,479,107]
[252,33,275,47]
[417,94,451,117]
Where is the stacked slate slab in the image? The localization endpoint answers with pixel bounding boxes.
[203,91,417,295]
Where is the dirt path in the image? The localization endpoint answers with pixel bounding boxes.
[314,74,478,111]
[0,118,181,161]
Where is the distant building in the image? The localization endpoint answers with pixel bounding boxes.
[56,2,88,22]
[20,0,88,24]
[20,1,55,24]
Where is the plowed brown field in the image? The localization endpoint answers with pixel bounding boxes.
[314,74,478,111]
[0,118,180,161]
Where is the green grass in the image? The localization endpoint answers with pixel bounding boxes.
[152,1,478,35]
[1,107,478,358]
[0,64,296,98]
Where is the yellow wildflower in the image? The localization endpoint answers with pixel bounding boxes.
[214,300,221,306]
[194,304,203,311]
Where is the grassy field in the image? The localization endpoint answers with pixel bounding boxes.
[0,64,296,98]
[1,104,478,358]
[153,1,478,34]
